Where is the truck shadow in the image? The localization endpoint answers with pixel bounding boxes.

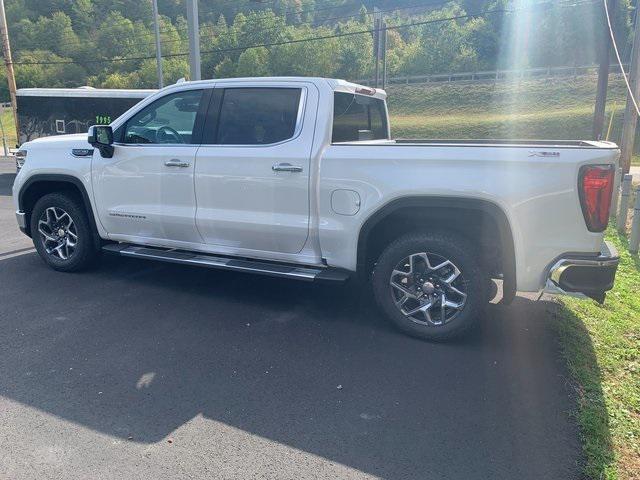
[0,172,15,196]
[544,300,614,480]
[0,252,599,479]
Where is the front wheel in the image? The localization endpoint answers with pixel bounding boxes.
[372,231,485,341]
[30,192,99,272]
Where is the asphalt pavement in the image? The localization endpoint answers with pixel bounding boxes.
[0,158,583,479]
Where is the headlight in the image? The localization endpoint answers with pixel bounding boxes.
[15,150,27,171]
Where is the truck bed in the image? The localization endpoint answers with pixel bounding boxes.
[340,139,619,149]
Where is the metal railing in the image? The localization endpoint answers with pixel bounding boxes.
[355,64,631,87]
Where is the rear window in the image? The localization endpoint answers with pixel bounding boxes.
[332,92,388,143]
[217,88,301,145]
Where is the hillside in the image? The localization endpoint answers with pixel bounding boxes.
[386,75,629,143]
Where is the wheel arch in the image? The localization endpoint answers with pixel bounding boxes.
[356,196,517,304]
[18,174,100,247]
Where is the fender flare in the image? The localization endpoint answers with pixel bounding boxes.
[18,174,100,246]
[356,196,517,304]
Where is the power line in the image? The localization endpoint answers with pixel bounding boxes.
[12,0,598,67]
[157,0,454,49]
[605,0,640,115]
[10,0,456,60]
[12,8,508,66]
[156,0,602,58]
[23,0,447,57]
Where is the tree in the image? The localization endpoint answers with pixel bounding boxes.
[0,0,636,99]
[214,57,237,78]
[236,47,271,77]
[332,21,373,80]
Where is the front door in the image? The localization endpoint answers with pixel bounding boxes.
[92,88,207,244]
[194,83,316,254]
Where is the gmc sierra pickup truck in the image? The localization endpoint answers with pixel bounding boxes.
[13,77,620,340]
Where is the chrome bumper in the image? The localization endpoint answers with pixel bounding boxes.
[16,210,26,229]
[545,241,619,303]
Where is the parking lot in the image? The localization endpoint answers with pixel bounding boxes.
[0,158,583,479]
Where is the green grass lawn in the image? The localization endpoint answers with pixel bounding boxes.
[0,108,16,148]
[386,75,629,143]
[551,230,640,480]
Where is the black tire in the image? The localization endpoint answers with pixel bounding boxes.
[372,231,485,341]
[30,192,99,272]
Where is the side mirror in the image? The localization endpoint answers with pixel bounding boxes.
[88,125,114,158]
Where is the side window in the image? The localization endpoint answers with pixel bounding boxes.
[332,92,388,143]
[122,89,203,144]
[216,88,302,145]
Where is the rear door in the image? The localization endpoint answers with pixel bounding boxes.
[194,82,317,254]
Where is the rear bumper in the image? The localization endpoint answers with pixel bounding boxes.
[546,241,619,303]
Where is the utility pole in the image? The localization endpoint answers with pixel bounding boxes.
[0,0,18,144]
[381,20,388,90]
[619,1,640,173]
[186,0,201,81]
[152,0,164,88]
[373,7,382,87]
[593,0,615,140]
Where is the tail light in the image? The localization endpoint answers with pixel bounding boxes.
[578,165,615,232]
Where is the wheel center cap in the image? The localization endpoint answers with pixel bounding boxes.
[422,281,435,294]
[57,228,65,237]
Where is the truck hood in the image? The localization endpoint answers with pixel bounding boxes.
[22,133,91,150]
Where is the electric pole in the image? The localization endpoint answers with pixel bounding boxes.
[593,0,615,140]
[381,20,388,90]
[619,1,640,173]
[152,0,164,88]
[0,0,18,144]
[373,7,382,87]
[186,0,201,81]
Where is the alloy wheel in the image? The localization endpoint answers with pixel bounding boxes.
[389,252,468,327]
[37,206,78,260]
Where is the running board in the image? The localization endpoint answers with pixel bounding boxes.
[102,243,350,283]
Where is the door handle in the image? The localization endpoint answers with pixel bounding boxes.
[272,163,303,173]
[165,159,190,168]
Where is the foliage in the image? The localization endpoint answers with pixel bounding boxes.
[0,0,633,97]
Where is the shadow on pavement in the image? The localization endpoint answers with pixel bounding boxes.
[0,172,15,196]
[0,252,587,479]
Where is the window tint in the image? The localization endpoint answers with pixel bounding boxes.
[216,88,301,145]
[332,92,388,143]
[123,89,203,144]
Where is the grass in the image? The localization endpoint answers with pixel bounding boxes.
[386,75,630,143]
[549,229,640,480]
[0,108,16,148]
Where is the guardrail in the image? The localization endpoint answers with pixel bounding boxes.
[613,170,640,254]
[355,64,631,87]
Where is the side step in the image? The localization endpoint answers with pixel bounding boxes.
[102,243,350,283]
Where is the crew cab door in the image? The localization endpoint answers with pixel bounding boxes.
[92,88,209,243]
[194,82,316,254]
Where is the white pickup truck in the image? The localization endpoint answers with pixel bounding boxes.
[13,77,620,340]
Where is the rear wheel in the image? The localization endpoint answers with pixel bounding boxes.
[30,192,99,272]
[372,231,485,341]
